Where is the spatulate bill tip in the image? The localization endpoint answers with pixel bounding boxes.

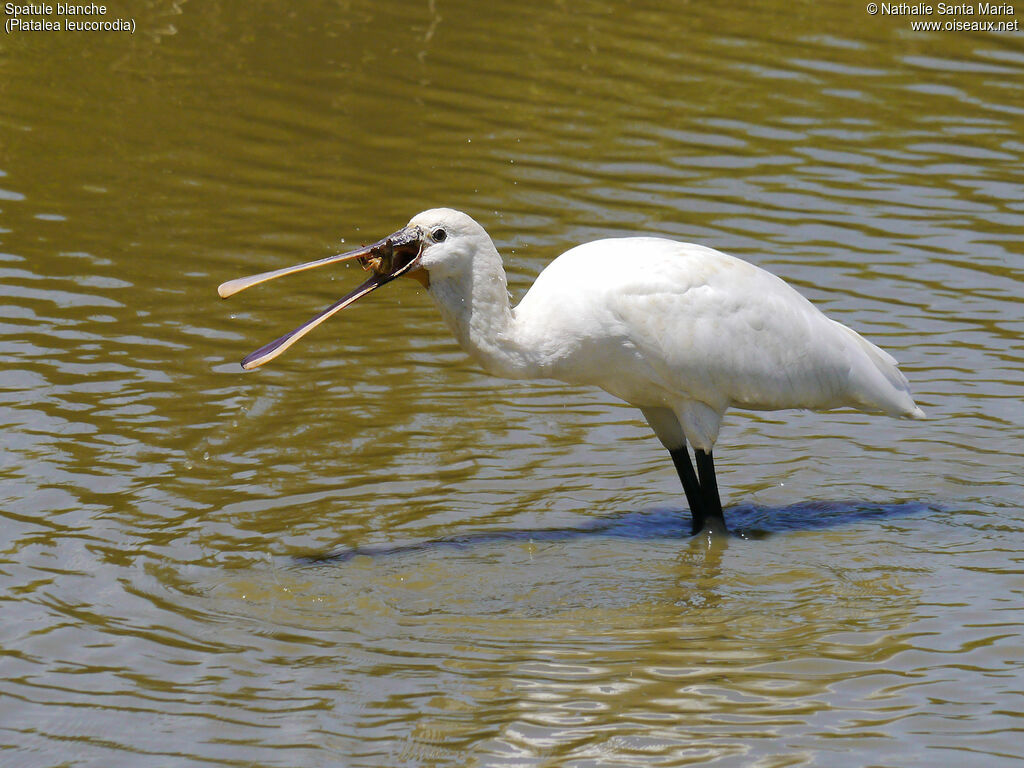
[218,278,250,299]
[240,349,273,370]
[240,333,294,370]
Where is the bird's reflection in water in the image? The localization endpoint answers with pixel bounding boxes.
[296,501,937,566]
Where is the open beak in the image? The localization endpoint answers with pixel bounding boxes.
[218,225,423,369]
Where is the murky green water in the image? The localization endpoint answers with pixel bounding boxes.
[2,0,1022,765]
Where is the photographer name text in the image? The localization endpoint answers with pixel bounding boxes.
[874,2,1012,13]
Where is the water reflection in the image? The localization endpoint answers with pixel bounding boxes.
[205,500,938,766]
[300,500,939,564]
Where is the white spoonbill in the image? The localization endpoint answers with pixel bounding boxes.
[219,208,925,534]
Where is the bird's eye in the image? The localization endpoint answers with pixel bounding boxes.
[431,228,447,243]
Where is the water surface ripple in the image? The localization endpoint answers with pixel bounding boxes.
[1,0,1022,765]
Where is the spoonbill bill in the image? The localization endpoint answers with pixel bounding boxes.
[219,209,924,534]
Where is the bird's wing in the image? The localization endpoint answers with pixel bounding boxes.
[516,237,918,417]
[561,239,858,412]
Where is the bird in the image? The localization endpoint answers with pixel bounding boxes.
[218,208,925,535]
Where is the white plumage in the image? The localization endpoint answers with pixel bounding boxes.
[410,210,923,450]
[221,207,925,534]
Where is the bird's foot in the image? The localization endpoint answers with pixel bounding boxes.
[693,514,728,537]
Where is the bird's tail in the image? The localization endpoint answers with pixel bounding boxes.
[834,321,926,419]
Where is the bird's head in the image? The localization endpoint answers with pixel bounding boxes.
[217,208,488,369]
[406,208,493,281]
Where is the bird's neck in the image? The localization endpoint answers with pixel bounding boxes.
[425,246,538,379]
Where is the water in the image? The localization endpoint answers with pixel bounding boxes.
[1,0,1022,765]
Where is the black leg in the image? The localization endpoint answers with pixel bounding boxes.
[695,449,726,533]
[670,447,706,535]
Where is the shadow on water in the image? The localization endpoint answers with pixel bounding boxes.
[297,501,940,566]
